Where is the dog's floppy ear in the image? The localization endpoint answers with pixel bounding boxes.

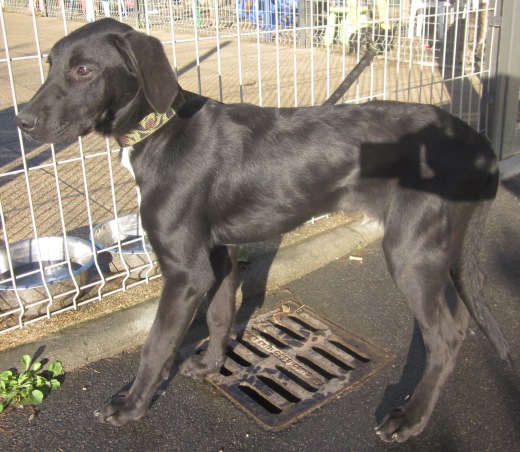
[116,31,178,113]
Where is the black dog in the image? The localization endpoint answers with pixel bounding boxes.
[16,19,510,442]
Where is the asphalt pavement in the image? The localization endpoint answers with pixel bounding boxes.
[0,164,519,451]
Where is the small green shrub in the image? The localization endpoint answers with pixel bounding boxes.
[0,355,64,413]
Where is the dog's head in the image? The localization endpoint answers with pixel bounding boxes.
[16,18,179,144]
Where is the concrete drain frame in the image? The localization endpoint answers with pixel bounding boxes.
[185,301,393,431]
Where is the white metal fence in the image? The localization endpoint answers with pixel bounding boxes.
[0,0,499,333]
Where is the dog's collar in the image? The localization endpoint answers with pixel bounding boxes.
[117,108,176,146]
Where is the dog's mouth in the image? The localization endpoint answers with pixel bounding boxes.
[20,121,93,145]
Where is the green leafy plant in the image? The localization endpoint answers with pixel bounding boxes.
[238,247,251,265]
[0,355,64,413]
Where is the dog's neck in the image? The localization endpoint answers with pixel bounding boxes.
[115,91,189,147]
[117,108,176,146]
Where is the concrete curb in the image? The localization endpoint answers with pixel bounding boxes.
[499,154,520,180]
[0,219,383,372]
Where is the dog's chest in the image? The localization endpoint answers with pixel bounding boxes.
[120,146,141,205]
[120,146,136,179]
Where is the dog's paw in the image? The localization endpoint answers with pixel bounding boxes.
[94,393,147,427]
[179,354,223,381]
[375,405,428,443]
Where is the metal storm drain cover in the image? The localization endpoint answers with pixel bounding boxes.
[185,301,392,430]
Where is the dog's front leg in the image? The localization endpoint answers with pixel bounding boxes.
[96,255,214,427]
[180,245,239,380]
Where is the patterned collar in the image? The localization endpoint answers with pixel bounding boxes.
[117,108,176,147]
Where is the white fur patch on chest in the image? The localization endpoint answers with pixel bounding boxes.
[120,146,136,179]
[120,146,141,206]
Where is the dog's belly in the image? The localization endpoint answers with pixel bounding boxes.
[212,210,323,245]
[208,169,394,246]
[209,187,378,245]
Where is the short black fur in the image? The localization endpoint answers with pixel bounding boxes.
[16,18,510,443]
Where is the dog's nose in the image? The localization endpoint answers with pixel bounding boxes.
[16,111,39,132]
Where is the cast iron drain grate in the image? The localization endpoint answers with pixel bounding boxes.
[184,301,393,430]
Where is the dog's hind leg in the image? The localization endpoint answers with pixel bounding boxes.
[180,245,239,380]
[376,211,471,442]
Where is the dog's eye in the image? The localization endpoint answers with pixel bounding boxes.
[77,66,93,76]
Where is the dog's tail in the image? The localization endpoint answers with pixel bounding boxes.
[450,177,511,365]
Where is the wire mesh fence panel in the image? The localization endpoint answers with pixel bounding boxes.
[0,0,500,333]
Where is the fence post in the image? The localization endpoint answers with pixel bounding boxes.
[299,0,309,48]
[490,0,520,160]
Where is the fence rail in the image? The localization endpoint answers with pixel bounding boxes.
[2,0,485,50]
[0,0,499,334]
